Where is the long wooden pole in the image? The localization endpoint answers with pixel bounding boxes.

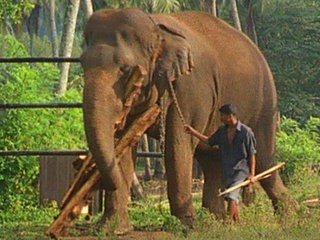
[218,162,285,197]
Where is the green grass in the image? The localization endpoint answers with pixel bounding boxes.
[0,174,319,240]
[0,205,58,239]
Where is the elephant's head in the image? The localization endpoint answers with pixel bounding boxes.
[80,8,193,190]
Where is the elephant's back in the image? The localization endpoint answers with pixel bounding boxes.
[154,11,276,128]
[181,13,273,119]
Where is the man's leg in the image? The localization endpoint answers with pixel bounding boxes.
[224,179,244,222]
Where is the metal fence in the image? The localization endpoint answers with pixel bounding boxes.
[0,57,162,158]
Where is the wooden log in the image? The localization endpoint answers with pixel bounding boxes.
[218,162,285,197]
[61,153,94,207]
[46,104,161,238]
[302,198,320,204]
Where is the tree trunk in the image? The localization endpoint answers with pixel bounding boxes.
[230,0,242,31]
[82,0,93,21]
[141,134,152,181]
[212,0,217,17]
[57,0,80,96]
[153,139,165,179]
[47,0,59,57]
[27,4,41,56]
[244,0,258,44]
[200,0,217,16]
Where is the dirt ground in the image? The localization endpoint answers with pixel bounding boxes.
[60,231,172,240]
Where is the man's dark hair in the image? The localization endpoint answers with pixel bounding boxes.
[219,103,237,115]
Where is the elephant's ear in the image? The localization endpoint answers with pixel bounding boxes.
[154,24,194,83]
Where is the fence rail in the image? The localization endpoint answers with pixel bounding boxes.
[0,102,83,109]
[0,57,162,159]
[0,57,80,63]
[0,150,162,158]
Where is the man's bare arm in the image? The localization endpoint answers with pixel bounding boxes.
[248,154,256,183]
[184,125,209,144]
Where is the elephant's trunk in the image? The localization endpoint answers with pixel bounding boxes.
[83,68,123,191]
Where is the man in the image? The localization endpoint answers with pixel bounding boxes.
[184,103,256,222]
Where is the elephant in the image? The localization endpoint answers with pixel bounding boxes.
[80,8,291,233]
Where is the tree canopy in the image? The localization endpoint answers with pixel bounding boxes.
[256,0,320,122]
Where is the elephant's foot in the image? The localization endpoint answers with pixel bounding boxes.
[272,192,298,215]
[176,214,195,229]
[97,210,133,236]
[260,173,298,214]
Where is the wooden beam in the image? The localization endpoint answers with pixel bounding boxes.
[46,104,161,238]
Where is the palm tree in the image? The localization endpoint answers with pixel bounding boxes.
[26,3,41,56]
[82,0,93,21]
[199,0,217,16]
[230,0,242,31]
[46,0,59,57]
[57,0,80,96]
[141,134,152,181]
[244,0,258,44]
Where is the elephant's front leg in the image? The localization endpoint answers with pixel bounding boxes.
[165,120,195,226]
[100,149,135,235]
[197,150,226,219]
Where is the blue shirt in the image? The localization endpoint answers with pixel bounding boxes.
[208,121,256,187]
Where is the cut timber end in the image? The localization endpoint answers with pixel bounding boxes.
[46,104,161,238]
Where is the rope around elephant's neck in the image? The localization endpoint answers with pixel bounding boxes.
[168,80,186,126]
[158,96,166,217]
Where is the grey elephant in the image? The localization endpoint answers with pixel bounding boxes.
[80,8,290,233]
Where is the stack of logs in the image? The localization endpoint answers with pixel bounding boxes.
[46,104,161,239]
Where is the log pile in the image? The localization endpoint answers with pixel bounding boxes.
[46,104,161,239]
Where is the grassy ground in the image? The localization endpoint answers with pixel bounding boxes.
[0,174,319,240]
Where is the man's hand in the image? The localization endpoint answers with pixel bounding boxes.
[184,124,194,134]
[184,124,209,143]
[248,175,255,184]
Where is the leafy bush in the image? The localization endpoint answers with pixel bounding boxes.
[276,116,320,183]
[0,35,85,210]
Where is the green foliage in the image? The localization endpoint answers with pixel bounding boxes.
[95,0,183,13]
[276,116,320,183]
[0,35,85,210]
[256,0,320,122]
[0,0,34,24]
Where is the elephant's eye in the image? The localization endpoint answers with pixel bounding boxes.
[120,65,131,76]
[119,65,132,85]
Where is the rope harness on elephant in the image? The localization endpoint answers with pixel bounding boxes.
[158,96,166,216]
[168,80,187,126]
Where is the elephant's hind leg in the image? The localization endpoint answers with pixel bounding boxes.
[254,116,296,212]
